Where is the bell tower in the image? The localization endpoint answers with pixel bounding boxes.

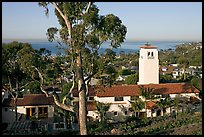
[137,42,159,85]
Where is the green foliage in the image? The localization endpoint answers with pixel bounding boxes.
[125,73,139,85]
[25,81,41,94]
[120,68,133,76]
[130,97,145,112]
[139,86,154,100]
[159,74,173,83]
[190,76,202,91]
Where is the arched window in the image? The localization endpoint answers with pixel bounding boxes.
[148,52,150,56]
[151,52,154,56]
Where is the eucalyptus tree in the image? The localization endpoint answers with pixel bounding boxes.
[2,42,35,121]
[38,2,127,135]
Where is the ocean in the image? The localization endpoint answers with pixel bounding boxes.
[30,41,184,56]
[2,40,185,56]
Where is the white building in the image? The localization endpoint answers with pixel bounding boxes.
[138,44,159,85]
[72,83,200,122]
[2,94,55,124]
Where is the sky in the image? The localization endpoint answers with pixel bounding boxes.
[2,2,202,42]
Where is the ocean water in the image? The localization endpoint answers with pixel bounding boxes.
[2,40,185,56]
[29,41,184,56]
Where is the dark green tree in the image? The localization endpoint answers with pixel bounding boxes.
[95,101,111,125]
[129,97,145,118]
[139,86,154,118]
[125,73,139,85]
[2,42,35,121]
[38,2,127,135]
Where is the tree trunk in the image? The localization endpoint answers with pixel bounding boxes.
[76,49,87,135]
[183,65,186,80]
[14,98,18,121]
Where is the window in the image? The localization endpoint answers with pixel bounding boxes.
[147,51,154,59]
[31,108,36,116]
[148,52,150,56]
[114,112,118,116]
[130,96,138,101]
[89,97,94,101]
[114,96,124,101]
[39,107,43,114]
[124,111,128,115]
[44,107,48,113]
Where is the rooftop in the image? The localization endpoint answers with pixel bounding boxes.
[3,94,54,107]
[72,83,199,97]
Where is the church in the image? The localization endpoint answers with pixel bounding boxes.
[72,43,201,122]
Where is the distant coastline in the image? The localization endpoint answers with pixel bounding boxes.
[2,39,197,56]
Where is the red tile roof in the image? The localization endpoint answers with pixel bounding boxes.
[146,101,158,109]
[140,45,157,49]
[72,83,199,97]
[87,102,97,111]
[3,94,54,107]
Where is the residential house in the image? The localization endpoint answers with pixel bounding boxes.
[159,65,176,76]
[71,83,200,122]
[2,93,70,134]
[172,67,180,79]
[2,94,55,124]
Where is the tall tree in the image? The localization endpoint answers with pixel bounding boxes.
[2,42,34,121]
[139,86,154,118]
[95,101,111,124]
[38,2,127,135]
[129,97,145,118]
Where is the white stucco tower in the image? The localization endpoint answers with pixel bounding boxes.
[138,43,159,85]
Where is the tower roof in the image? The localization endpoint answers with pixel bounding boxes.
[140,42,157,49]
[140,45,157,49]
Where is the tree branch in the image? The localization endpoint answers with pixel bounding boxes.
[85,2,92,13]
[32,66,49,97]
[52,2,72,38]
[62,71,75,104]
[52,93,75,112]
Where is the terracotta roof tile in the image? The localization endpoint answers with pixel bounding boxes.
[72,83,199,97]
[3,94,54,107]
[140,45,157,49]
[87,102,97,111]
[146,101,157,109]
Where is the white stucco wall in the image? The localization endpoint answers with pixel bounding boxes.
[138,48,159,85]
[91,96,133,122]
[169,93,198,99]
[2,105,54,124]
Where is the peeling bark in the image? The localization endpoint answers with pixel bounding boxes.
[76,49,87,135]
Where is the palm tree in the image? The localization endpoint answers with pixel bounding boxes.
[157,96,172,116]
[173,95,187,118]
[129,97,145,118]
[95,101,111,124]
[139,86,154,118]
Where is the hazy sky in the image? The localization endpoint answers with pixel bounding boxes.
[2,2,202,42]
